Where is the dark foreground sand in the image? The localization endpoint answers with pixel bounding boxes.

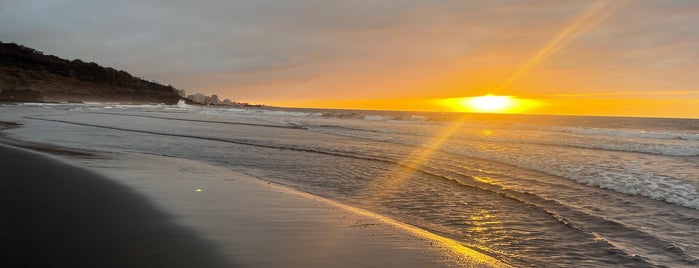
[0,144,234,267]
[1,143,504,267]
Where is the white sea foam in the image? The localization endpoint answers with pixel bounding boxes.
[363,115,393,121]
[58,103,698,208]
[19,102,63,106]
[175,100,190,108]
[440,141,699,210]
[565,167,699,210]
[407,115,429,121]
[255,110,320,117]
[306,116,699,210]
[113,104,166,109]
[553,126,699,141]
[199,108,319,118]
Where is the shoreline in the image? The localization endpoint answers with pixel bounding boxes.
[0,144,234,267]
[1,142,505,267]
[2,102,697,267]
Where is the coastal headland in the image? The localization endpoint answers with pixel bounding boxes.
[0,42,181,104]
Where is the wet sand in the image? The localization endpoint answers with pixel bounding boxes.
[1,144,503,267]
[0,144,234,267]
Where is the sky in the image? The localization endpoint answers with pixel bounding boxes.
[2,0,699,118]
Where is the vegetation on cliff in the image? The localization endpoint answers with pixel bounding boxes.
[0,42,181,104]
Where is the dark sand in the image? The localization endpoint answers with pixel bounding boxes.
[0,144,235,267]
[0,141,502,267]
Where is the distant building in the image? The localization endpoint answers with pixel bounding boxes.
[185,92,232,105]
[187,93,206,104]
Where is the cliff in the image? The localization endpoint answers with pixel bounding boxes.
[0,42,181,104]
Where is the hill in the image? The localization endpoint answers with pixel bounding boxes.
[0,42,181,104]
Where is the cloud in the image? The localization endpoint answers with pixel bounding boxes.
[2,0,699,103]
[547,90,699,98]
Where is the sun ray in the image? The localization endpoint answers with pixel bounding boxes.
[357,1,630,262]
[497,0,627,92]
[363,116,468,203]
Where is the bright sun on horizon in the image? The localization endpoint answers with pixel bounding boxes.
[442,95,529,114]
[463,95,514,113]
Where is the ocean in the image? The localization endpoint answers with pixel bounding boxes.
[1,102,697,267]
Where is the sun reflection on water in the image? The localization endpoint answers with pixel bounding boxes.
[466,210,514,259]
[473,176,499,185]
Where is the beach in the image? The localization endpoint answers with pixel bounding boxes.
[0,144,233,267]
[1,103,698,267]
[5,0,699,266]
[0,143,498,267]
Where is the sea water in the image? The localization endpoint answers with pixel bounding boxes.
[1,102,697,267]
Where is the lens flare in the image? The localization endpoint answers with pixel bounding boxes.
[465,95,513,112]
[441,95,537,114]
[497,0,627,91]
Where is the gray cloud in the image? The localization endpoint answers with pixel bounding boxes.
[2,0,699,101]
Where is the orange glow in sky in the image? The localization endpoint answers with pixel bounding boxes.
[495,0,627,93]
[253,0,698,118]
[8,1,698,118]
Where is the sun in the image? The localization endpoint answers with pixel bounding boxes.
[464,95,513,112]
[439,95,537,114]
[456,95,518,113]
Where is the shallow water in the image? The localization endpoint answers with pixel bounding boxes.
[2,103,698,267]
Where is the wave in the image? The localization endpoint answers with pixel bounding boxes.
[311,123,699,157]
[363,115,394,121]
[36,107,699,210]
[84,112,307,129]
[555,140,699,157]
[20,111,697,266]
[189,106,435,123]
[65,103,441,126]
[441,145,699,210]
[465,135,699,157]
[163,100,197,111]
[549,126,699,141]
[302,125,699,210]
[23,116,393,164]
[198,108,322,118]
[361,115,430,122]
[368,151,686,267]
